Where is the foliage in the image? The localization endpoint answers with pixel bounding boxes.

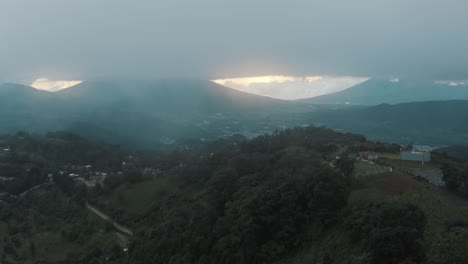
[114,127,360,264]
[441,163,468,196]
[348,202,427,264]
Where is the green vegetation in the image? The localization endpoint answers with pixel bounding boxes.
[348,202,426,264]
[435,146,468,161]
[305,78,468,106]
[379,153,400,160]
[2,126,468,263]
[305,100,468,146]
[0,185,120,263]
[441,163,468,196]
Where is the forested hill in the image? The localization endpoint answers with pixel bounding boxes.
[304,100,468,146]
[304,78,468,105]
[3,81,468,148]
[90,126,366,264]
[56,80,289,114]
[3,126,468,263]
[0,81,301,149]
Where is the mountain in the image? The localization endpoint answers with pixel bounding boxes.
[4,80,468,148]
[434,146,468,160]
[56,80,291,117]
[1,80,300,148]
[4,126,465,264]
[305,100,468,145]
[304,79,468,105]
[0,83,63,133]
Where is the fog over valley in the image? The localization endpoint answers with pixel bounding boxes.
[2,1,468,264]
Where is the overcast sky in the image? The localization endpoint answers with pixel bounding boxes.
[1,0,468,83]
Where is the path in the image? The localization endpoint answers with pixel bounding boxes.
[86,203,133,236]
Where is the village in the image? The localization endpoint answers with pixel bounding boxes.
[0,143,160,202]
[0,140,449,196]
[353,144,444,186]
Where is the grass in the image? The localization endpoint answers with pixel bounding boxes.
[0,221,7,239]
[394,188,468,261]
[378,153,399,159]
[380,159,440,172]
[107,176,175,216]
[276,172,429,264]
[33,232,75,263]
[275,226,370,264]
[281,169,468,264]
[354,160,390,177]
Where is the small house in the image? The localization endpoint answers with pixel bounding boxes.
[400,149,431,162]
[359,151,379,160]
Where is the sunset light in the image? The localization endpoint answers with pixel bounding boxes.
[31,78,82,92]
[212,75,367,100]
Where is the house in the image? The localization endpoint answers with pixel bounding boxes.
[413,145,432,152]
[359,151,379,160]
[400,149,431,162]
[1,146,10,152]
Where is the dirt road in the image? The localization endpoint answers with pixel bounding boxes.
[86,203,133,236]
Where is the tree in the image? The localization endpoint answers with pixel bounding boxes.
[53,174,75,194]
[442,163,461,191]
[348,202,427,264]
[336,154,355,184]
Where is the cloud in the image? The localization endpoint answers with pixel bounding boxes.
[31,78,82,92]
[1,0,468,81]
[213,75,368,100]
[434,80,468,86]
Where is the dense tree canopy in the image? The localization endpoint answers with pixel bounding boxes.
[115,127,361,264]
[348,202,427,264]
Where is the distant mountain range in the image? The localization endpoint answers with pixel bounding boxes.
[434,146,468,160]
[1,80,302,148]
[304,100,468,146]
[304,79,468,105]
[3,80,468,148]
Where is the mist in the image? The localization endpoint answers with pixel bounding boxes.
[2,0,468,83]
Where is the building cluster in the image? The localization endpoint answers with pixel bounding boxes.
[55,164,110,187]
[400,145,432,162]
[1,146,10,152]
[359,151,379,160]
[0,146,11,158]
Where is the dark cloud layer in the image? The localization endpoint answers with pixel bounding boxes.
[1,0,468,82]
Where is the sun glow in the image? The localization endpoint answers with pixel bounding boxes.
[212,75,367,100]
[31,78,82,92]
[212,75,323,87]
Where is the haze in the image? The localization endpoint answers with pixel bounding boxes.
[2,0,468,84]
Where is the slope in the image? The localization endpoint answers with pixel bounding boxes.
[306,100,468,145]
[304,79,468,105]
[1,80,298,148]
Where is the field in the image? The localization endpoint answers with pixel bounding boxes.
[354,160,391,177]
[102,176,177,218]
[277,168,468,264]
[378,152,399,159]
[379,158,440,172]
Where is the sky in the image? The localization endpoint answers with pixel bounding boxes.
[1,0,468,86]
[213,75,368,100]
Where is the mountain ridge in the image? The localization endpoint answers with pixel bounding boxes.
[0,80,297,148]
[303,78,468,105]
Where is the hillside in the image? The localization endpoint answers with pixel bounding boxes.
[3,127,468,263]
[56,80,290,116]
[305,100,468,146]
[3,80,468,148]
[304,79,468,105]
[435,146,468,160]
[0,83,63,134]
[1,80,302,148]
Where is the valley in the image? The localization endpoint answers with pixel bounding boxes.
[1,127,468,263]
